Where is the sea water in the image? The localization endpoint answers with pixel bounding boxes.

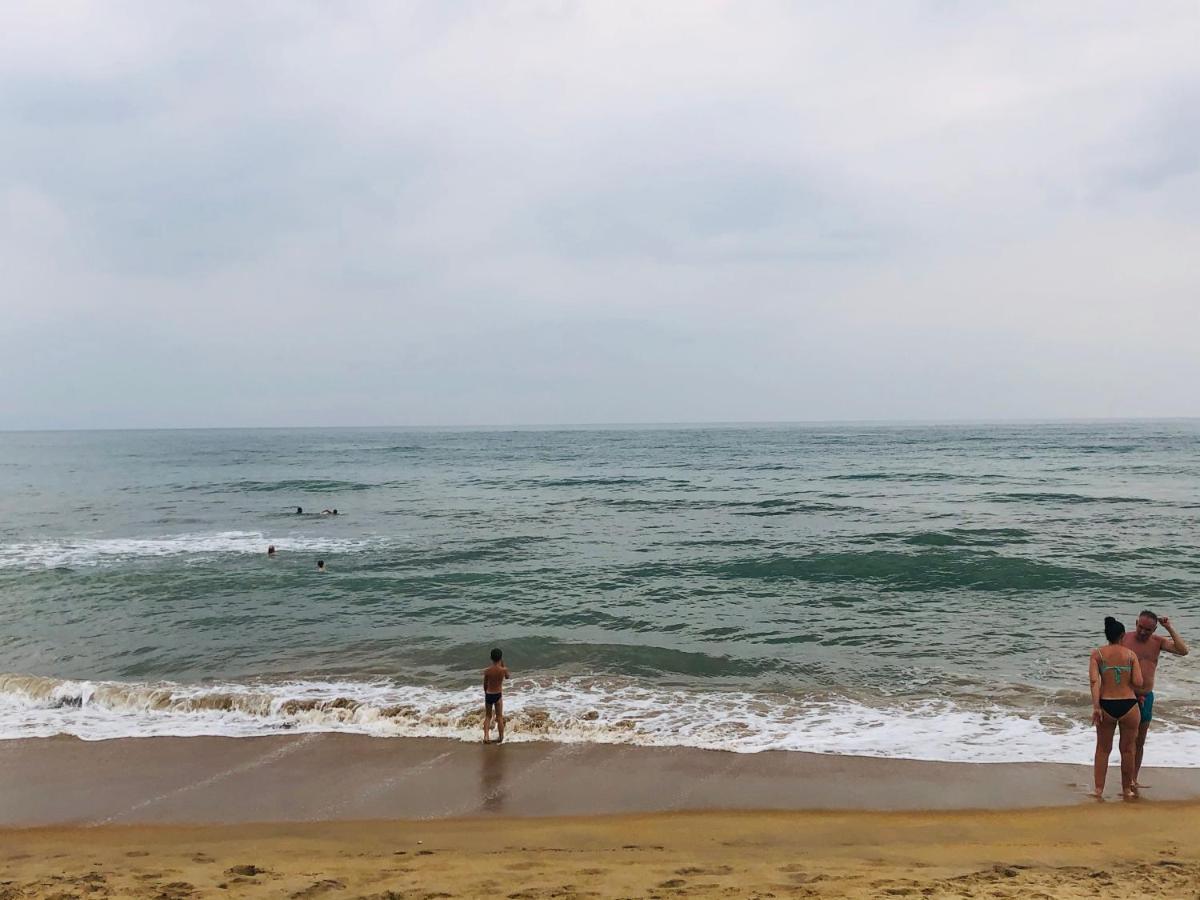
[1,422,1197,764]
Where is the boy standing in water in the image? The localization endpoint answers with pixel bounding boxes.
[483,648,509,744]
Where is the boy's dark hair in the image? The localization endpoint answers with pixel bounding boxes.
[490,648,502,662]
[1139,609,1159,623]
[317,559,325,567]
[1104,616,1126,643]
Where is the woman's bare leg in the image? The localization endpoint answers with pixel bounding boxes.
[1118,706,1142,798]
[1094,716,1116,797]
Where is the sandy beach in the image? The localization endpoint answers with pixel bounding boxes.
[3,807,1200,898]
[3,735,1200,897]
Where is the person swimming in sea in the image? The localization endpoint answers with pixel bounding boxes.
[483,648,510,744]
[1090,616,1144,800]
[320,508,338,516]
[296,506,303,514]
[267,545,276,557]
[316,559,326,572]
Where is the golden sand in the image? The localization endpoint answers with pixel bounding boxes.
[3,805,1198,899]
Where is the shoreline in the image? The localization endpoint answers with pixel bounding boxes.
[5,733,1200,827]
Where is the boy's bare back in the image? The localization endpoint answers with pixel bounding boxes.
[483,661,508,694]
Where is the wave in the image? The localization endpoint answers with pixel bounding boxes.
[730,499,854,517]
[2,672,1198,765]
[982,491,1155,505]
[572,496,854,516]
[901,528,1034,547]
[523,476,691,488]
[826,472,1012,483]
[189,479,380,494]
[0,532,375,569]
[678,550,1182,596]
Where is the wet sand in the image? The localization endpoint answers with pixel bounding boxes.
[6,733,1200,825]
[4,735,1200,897]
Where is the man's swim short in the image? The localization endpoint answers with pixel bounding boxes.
[1139,691,1154,723]
[485,692,502,709]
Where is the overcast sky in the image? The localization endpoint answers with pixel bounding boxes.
[2,2,1198,429]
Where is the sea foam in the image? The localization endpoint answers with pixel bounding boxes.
[2,672,1198,767]
[0,532,375,569]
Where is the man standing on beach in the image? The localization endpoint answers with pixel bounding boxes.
[1121,610,1189,784]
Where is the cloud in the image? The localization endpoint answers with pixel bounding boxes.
[1,1,1198,427]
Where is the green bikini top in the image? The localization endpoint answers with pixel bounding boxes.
[1097,651,1135,684]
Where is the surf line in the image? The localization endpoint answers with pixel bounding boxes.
[87,733,322,826]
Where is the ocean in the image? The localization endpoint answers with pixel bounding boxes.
[1,422,1198,765]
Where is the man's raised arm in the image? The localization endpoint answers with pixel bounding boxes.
[1160,615,1189,656]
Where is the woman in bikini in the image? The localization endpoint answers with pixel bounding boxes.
[1090,616,1144,799]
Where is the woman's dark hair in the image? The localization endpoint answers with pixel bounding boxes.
[1104,616,1126,643]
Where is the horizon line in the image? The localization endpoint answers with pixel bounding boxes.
[2,415,1199,434]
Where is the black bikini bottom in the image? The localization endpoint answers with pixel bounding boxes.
[1099,698,1139,720]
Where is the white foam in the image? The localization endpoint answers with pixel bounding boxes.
[1,672,1198,766]
[0,532,375,569]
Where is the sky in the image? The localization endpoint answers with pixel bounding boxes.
[2,1,1198,429]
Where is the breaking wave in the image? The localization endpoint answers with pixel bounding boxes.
[0,532,375,569]
[2,672,1199,766]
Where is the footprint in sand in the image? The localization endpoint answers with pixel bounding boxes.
[157,881,197,899]
[787,873,828,885]
[226,864,269,877]
[289,879,346,899]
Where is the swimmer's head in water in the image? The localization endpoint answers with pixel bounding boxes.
[332,509,338,515]
[490,647,502,662]
[317,559,325,570]
[1104,616,1126,643]
[267,545,276,555]
[296,506,303,514]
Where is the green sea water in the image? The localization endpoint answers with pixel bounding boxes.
[1,422,1197,762]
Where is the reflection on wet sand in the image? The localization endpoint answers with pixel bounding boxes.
[480,745,508,813]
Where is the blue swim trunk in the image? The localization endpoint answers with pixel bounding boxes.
[1139,691,1155,723]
